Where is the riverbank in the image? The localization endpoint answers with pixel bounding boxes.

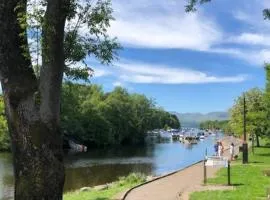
[123,136,239,200]
[63,173,146,200]
[62,136,226,200]
[0,134,222,200]
[190,139,270,200]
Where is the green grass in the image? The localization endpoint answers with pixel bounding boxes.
[190,142,270,200]
[63,173,146,200]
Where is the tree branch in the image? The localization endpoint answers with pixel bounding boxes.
[185,0,212,12]
[263,9,270,20]
[0,0,37,102]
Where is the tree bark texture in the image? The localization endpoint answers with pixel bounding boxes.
[0,0,70,199]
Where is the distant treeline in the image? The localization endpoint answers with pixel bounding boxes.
[61,82,180,147]
[199,120,230,133]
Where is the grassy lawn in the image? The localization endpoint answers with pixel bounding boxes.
[190,142,270,200]
[63,173,146,200]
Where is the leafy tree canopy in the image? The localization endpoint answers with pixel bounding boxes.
[61,82,181,147]
[26,0,121,81]
[229,88,266,139]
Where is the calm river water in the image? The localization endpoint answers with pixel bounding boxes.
[0,134,222,199]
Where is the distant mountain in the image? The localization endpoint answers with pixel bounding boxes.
[171,111,229,128]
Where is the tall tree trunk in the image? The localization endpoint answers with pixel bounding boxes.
[256,133,260,147]
[4,93,65,199]
[0,0,67,199]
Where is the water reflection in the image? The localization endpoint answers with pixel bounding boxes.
[63,144,155,191]
[64,163,153,191]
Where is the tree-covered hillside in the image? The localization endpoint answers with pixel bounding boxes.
[172,112,228,127]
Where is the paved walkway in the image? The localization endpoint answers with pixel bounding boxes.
[123,136,240,200]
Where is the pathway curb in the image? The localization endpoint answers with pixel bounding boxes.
[122,159,203,200]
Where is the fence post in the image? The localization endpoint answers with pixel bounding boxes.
[227,160,231,185]
[203,159,207,184]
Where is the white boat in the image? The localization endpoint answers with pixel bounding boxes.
[199,135,205,140]
[169,129,181,140]
[159,130,172,140]
[171,132,180,140]
[179,135,185,143]
[68,140,87,152]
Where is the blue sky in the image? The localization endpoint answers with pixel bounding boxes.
[88,0,270,113]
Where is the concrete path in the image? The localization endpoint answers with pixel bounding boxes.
[123,136,240,200]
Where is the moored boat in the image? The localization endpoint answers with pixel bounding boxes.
[199,135,205,140]
[183,136,198,144]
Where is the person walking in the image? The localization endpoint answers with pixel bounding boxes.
[214,141,219,156]
[220,141,224,155]
[218,141,224,157]
[230,143,235,160]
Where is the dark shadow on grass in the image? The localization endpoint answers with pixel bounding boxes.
[257,153,270,157]
[94,198,109,200]
[257,145,270,148]
[250,161,264,164]
[230,183,244,187]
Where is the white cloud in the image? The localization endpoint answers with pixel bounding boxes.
[93,68,111,77]
[112,81,123,87]
[229,33,270,46]
[90,58,248,84]
[24,0,270,69]
[227,5,270,64]
[108,0,222,50]
[232,0,270,30]
[209,47,270,65]
[233,11,251,23]
[215,0,270,66]
[113,60,248,84]
[250,49,270,64]
[107,0,269,66]
[63,0,270,67]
